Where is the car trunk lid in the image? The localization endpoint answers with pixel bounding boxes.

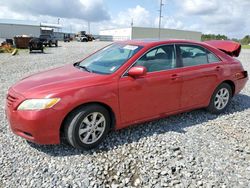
[204,40,241,57]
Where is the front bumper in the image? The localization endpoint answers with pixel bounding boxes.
[6,108,61,144]
[5,89,62,145]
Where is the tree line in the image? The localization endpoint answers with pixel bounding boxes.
[201,34,250,45]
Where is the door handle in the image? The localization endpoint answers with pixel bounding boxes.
[171,74,181,80]
[215,66,221,71]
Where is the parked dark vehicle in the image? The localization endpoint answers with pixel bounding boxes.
[28,38,44,53]
[6,39,14,45]
[86,34,95,41]
[39,34,58,47]
[64,34,71,42]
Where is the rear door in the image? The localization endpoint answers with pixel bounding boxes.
[176,44,223,109]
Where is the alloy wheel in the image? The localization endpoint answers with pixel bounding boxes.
[78,112,106,144]
[214,88,230,110]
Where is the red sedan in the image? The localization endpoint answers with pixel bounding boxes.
[5,39,248,149]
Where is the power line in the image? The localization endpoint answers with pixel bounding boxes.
[158,0,164,39]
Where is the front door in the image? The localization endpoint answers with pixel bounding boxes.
[118,44,182,125]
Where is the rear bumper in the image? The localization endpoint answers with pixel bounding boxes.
[5,104,62,145]
[234,71,248,94]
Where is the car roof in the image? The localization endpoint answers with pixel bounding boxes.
[117,39,205,47]
[115,39,234,62]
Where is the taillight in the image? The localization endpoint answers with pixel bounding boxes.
[235,71,248,79]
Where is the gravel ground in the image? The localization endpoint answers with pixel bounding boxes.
[0,42,249,188]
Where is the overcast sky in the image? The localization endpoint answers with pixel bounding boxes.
[0,0,249,38]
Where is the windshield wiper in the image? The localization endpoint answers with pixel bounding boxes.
[75,62,92,73]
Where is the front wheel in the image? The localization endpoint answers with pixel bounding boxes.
[64,105,110,149]
[207,83,232,114]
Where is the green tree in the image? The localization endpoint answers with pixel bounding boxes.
[231,38,240,42]
[201,34,228,41]
[240,35,250,45]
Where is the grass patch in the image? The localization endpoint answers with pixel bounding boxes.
[242,45,250,49]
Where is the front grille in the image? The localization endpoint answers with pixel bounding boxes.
[6,94,18,107]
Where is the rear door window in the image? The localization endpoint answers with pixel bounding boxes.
[177,45,220,67]
[207,51,220,63]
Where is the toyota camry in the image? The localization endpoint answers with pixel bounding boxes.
[5,39,248,149]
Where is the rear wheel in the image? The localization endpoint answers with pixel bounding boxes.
[82,38,88,42]
[207,83,232,114]
[64,105,110,149]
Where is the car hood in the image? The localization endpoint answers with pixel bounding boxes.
[11,64,108,97]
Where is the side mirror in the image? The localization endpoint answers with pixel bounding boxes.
[128,66,147,77]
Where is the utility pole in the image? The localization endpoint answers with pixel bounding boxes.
[88,21,90,34]
[131,18,134,28]
[158,0,164,39]
[57,18,60,32]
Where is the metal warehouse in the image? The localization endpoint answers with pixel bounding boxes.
[100,26,202,41]
[0,19,61,39]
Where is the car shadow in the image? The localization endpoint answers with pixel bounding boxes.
[45,45,62,48]
[29,51,53,55]
[29,51,44,54]
[28,93,250,156]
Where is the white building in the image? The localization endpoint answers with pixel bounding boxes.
[100,26,202,41]
[0,19,61,39]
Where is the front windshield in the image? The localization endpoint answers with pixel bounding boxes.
[78,43,143,74]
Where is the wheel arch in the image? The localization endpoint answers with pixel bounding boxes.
[60,101,116,138]
[221,80,235,96]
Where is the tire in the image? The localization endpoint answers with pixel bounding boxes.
[55,41,58,47]
[64,104,110,149]
[207,83,232,114]
[49,41,52,47]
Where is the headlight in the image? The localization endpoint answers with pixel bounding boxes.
[17,98,60,110]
